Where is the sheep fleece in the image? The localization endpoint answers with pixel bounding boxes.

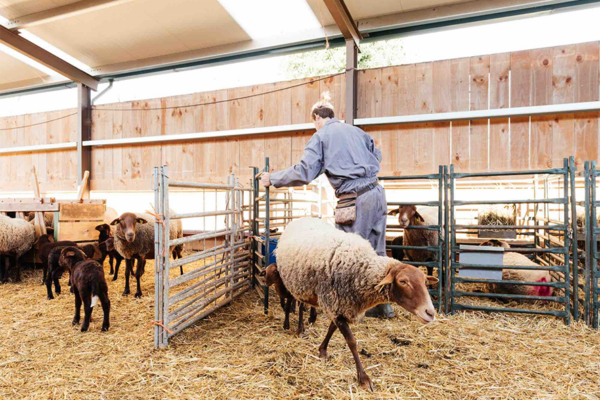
[490,252,551,296]
[276,218,392,323]
[114,212,182,259]
[0,215,36,257]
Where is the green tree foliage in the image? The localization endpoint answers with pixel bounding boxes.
[282,38,404,80]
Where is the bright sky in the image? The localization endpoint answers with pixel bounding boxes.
[1,4,600,117]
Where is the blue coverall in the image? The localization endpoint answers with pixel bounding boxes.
[270,118,387,256]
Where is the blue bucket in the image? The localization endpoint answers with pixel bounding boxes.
[261,236,278,265]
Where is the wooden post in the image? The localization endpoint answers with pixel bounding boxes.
[345,39,358,125]
[31,167,47,236]
[77,83,92,199]
[76,170,90,202]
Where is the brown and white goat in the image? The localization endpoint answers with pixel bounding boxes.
[59,247,110,332]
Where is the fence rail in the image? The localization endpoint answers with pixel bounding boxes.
[154,166,251,348]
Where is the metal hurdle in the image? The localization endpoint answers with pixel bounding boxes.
[153,166,252,348]
[447,159,573,324]
[381,166,446,312]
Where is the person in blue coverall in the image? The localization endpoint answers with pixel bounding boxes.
[260,92,393,318]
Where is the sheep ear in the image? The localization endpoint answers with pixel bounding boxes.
[387,208,400,216]
[110,218,121,226]
[137,218,148,224]
[259,271,266,277]
[65,251,76,257]
[375,271,395,293]
[414,212,425,223]
[426,276,439,284]
[95,224,104,231]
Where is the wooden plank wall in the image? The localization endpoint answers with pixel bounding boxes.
[0,41,599,191]
[359,41,600,176]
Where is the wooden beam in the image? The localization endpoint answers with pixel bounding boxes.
[77,84,92,199]
[322,0,362,46]
[5,0,139,31]
[31,167,47,236]
[0,26,99,90]
[0,203,59,212]
[345,39,358,125]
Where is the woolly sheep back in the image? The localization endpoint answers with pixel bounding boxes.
[276,218,392,323]
[0,215,36,257]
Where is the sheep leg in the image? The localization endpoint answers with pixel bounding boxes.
[134,258,146,299]
[122,259,133,296]
[318,322,338,360]
[283,296,293,330]
[336,317,373,392]
[81,293,93,332]
[0,256,8,284]
[45,273,55,300]
[112,258,122,281]
[108,254,114,275]
[53,269,62,295]
[296,303,305,337]
[99,291,111,332]
[72,287,82,325]
[308,307,317,325]
[14,256,21,283]
[42,262,48,285]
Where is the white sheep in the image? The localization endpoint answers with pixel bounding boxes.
[480,240,552,297]
[276,217,437,391]
[0,215,36,283]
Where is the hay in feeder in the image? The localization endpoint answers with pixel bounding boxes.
[477,205,516,227]
[1,257,600,399]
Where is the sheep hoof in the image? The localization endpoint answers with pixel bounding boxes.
[81,326,89,333]
[122,289,130,296]
[72,319,80,326]
[296,328,305,337]
[112,276,118,282]
[358,373,374,392]
[101,325,109,332]
[48,295,54,300]
[319,349,328,361]
[134,292,142,299]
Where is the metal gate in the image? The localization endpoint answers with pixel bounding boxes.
[153,166,252,348]
[382,166,448,312]
[447,159,573,324]
[584,161,600,328]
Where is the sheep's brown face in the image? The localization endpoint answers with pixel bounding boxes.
[95,224,111,236]
[388,206,422,229]
[110,213,147,243]
[479,239,510,249]
[260,264,281,287]
[376,262,437,324]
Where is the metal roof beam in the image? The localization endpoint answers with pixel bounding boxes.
[4,0,139,31]
[321,0,362,46]
[0,25,99,90]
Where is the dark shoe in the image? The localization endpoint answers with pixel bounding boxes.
[365,303,394,318]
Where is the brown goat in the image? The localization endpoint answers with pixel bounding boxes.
[260,264,317,335]
[59,247,110,332]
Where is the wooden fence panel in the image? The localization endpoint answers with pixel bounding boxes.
[2,42,600,190]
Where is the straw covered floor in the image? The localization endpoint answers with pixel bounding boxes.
[1,258,600,399]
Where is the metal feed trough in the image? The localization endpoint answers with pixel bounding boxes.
[153,166,253,348]
[447,158,576,324]
[250,157,322,314]
[584,161,600,328]
[381,166,448,313]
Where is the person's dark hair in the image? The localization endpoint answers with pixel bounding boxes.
[311,91,335,120]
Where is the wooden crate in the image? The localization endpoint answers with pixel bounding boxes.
[55,203,106,242]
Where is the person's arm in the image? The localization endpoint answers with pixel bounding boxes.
[269,135,324,188]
